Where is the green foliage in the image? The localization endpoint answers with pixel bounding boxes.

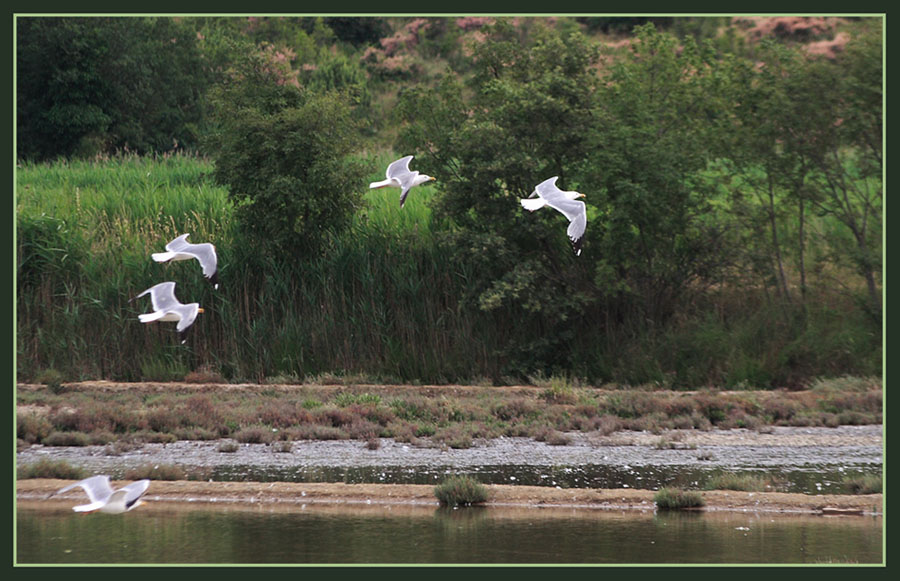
[588,24,731,322]
[434,475,489,506]
[654,488,705,510]
[206,47,368,256]
[16,18,882,388]
[704,472,777,492]
[17,17,209,160]
[843,474,882,495]
[396,21,601,375]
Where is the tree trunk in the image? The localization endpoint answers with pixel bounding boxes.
[767,176,792,304]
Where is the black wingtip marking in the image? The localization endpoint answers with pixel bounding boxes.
[572,238,584,256]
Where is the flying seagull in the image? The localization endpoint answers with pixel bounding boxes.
[520,176,587,256]
[132,281,204,344]
[369,155,436,208]
[52,475,150,514]
[152,234,219,289]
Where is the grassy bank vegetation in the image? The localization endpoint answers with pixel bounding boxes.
[16,377,881,451]
[17,17,882,389]
[17,153,881,387]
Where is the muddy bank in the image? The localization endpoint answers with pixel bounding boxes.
[16,479,882,516]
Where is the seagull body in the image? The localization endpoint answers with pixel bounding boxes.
[520,176,587,256]
[152,234,219,289]
[133,281,203,343]
[369,155,436,208]
[53,475,150,514]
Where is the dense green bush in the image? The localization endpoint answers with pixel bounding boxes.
[654,488,705,510]
[434,475,489,507]
[206,46,369,257]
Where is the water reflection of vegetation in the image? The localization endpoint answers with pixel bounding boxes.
[16,506,883,564]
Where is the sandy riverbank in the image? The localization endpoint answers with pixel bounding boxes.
[16,479,883,516]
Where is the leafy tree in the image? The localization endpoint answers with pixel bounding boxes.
[396,20,601,374]
[17,17,209,160]
[585,24,731,323]
[720,27,882,320]
[802,28,883,319]
[205,44,368,257]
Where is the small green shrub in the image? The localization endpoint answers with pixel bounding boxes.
[434,475,489,507]
[234,426,276,444]
[654,488,705,510]
[434,424,474,449]
[36,368,65,393]
[17,413,53,444]
[217,440,239,453]
[18,458,87,480]
[136,431,178,444]
[302,398,323,410]
[43,431,91,446]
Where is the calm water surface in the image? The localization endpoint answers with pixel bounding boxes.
[17,504,882,564]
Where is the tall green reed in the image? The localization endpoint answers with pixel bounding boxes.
[16,154,882,386]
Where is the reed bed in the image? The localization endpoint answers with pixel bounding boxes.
[17,155,882,386]
[16,153,494,383]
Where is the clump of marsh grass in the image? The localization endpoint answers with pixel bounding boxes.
[434,475,489,507]
[538,377,577,405]
[233,426,276,444]
[654,488,705,510]
[17,458,87,480]
[843,474,882,495]
[43,431,92,447]
[704,472,776,492]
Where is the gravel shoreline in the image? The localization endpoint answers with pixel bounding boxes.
[16,424,882,474]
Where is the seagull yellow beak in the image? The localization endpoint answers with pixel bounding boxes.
[198,308,205,313]
[578,193,586,198]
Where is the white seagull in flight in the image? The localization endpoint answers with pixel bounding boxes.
[152,234,219,289]
[132,281,204,344]
[369,155,436,208]
[520,176,587,256]
[52,475,150,514]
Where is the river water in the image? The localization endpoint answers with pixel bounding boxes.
[16,502,883,564]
